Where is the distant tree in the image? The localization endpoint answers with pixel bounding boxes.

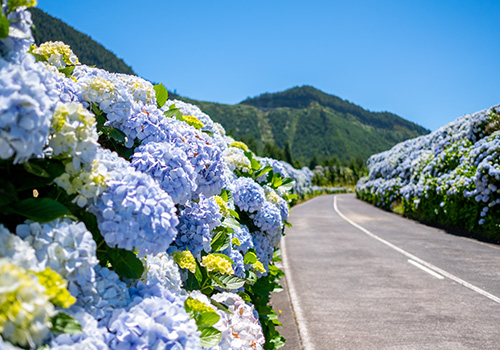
[309,154,319,169]
[284,141,293,164]
[262,142,283,160]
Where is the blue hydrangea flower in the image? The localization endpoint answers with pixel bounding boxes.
[107,291,201,350]
[233,177,266,213]
[232,224,254,255]
[172,195,222,256]
[15,219,99,297]
[131,141,197,205]
[49,307,109,350]
[250,201,283,239]
[252,231,274,273]
[0,3,34,59]
[0,53,59,163]
[89,149,178,257]
[53,72,82,103]
[163,118,227,198]
[73,266,130,327]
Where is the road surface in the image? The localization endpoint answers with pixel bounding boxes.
[278,194,500,350]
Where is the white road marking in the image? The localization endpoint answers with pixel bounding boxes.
[408,259,445,279]
[281,236,316,350]
[333,195,500,305]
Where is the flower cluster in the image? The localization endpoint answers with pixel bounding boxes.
[31,41,80,68]
[211,292,266,350]
[357,106,500,241]
[0,259,55,348]
[201,254,235,275]
[0,53,58,163]
[0,4,309,348]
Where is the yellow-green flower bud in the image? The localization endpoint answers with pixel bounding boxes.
[229,141,249,152]
[171,250,197,273]
[34,267,76,308]
[201,254,234,275]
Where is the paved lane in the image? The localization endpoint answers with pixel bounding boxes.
[282,194,500,350]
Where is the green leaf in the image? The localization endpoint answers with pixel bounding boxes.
[194,260,204,285]
[209,298,232,314]
[153,83,168,108]
[0,180,17,206]
[23,161,51,178]
[106,247,144,279]
[222,216,240,231]
[271,174,283,188]
[197,312,220,328]
[211,230,231,251]
[228,209,239,219]
[185,270,201,291]
[202,130,214,136]
[211,273,246,290]
[200,285,213,296]
[238,291,252,303]
[219,188,229,202]
[10,198,76,223]
[279,178,295,191]
[51,312,82,334]
[92,103,103,118]
[14,160,65,190]
[244,251,258,265]
[284,221,292,228]
[251,157,261,171]
[0,11,9,39]
[245,270,257,284]
[199,327,222,348]
[108,128,126,143]
[58,66,75,78]
[284,193,298,201]
[255,165,273,179]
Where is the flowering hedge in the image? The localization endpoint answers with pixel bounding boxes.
[356,104,500,242]
[0,2,314,349]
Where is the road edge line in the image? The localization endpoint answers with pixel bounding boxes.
[281,235,316,350]
[333,195,500,305]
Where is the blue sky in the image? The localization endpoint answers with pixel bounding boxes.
[37,0,500,131]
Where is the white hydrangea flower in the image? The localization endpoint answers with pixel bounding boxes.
[0,258,55,349]
[0,224,37,270]
[49,101,99,169]
[210,292,265,350]
[224,147,252,173]
[31,41,80,69]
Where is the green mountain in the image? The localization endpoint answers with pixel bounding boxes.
[28,8,135,75]
[29,8,429,166]
[175,87,429,165]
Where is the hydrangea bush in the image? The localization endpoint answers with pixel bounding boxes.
[0,2,314,348]
[356,105,500,242]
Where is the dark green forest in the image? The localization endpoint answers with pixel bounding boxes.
[30,9,429,168]
[29,8,135,75]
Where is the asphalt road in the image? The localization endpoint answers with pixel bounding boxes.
[280,194,500,350]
